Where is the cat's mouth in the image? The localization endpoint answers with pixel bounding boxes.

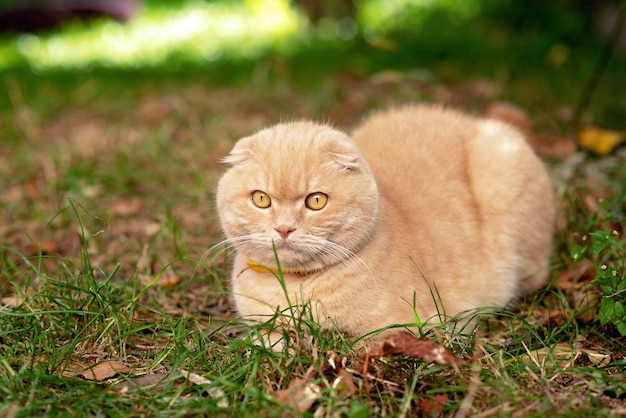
[273,240,296,252]
[269,240,306,263]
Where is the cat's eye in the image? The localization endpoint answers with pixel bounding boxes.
[305,192,328,211]
[251,190,271,208]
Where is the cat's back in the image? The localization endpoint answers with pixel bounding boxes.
[352,105,482,187]
[350,104,554,305]
[352,105,477,155]
[350,104,543,213]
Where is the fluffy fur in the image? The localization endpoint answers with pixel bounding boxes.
[216,104,555,338]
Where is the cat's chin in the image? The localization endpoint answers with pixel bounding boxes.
[268,245,308,266]
[252,245,326,273]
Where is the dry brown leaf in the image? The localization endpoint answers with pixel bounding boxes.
[180,370,229,408]
[581,195,623,236]
[1,402,20,418]
[25,178,40,199]
[113,372,169,393]
[326,350,341,371]
[110,198,143,216]
[418,393,448,416]
[530,135,578,160]
[155,274,184,288]
[142,222,162,237]
[584,194,600,215]
[79,361,130,381]
[361,331,466,391]
[521,343,577,368]
[556,260,595,292]
[1,296,24,308]
[29,240,62,256]
[572,285,600,324]
[137,98,173,124]
[274,378,321,413]
[580,348,612,368]
[332,368,357,394]
[555,260,600,323]
[323,350,357,394]
[367,331,467,366]
[529,303,572,328]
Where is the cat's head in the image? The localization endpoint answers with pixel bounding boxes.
[216,121,379,273]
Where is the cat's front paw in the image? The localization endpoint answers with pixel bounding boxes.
[247,329,291,354]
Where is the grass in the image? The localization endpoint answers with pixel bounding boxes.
[1,0,626,416]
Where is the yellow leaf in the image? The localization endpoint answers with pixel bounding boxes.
[578,126,625,155]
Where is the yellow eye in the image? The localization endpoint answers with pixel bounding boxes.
[251,190,271,208]
[305,192,328,210]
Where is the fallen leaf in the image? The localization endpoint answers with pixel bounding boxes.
[155,274,184,288]
[274,378,321,413]
[360,331,466,391]
[578,126,625,155]
[530,134,578,160]
[367,331,467,366]
[329,368,357,395]
[25,177,40,199]
[555,261,599,323]
[580,348,612,368]
[137,97,173,124]
[110,198,143,216]
[556,261,595,292]
[418,393,448,416]
[1,296,24,308]
[532,305,569,328]
[180,370,229,408]
[0,402,20,418]
[113,372,169,393]
[142,222,162,237]
[29,240,62,256]
[323,350,357,394]
[572,285,600,324]
[326,350,342,372]
[581,195,623,235]
[521,343,577,368]
[79,361,130,381]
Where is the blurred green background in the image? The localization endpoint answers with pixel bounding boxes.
[0,0,625,129]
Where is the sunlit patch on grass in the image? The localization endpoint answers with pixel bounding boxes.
[358,0,483,35]
[1,0,301,71]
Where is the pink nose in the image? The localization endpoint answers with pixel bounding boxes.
[274,225,296,240]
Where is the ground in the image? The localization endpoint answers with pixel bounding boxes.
[1,1,626,416]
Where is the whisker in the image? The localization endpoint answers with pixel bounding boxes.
[193,235,262,277]
[202,232,380,296]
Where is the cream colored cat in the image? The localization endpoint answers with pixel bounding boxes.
[216,104,554,341]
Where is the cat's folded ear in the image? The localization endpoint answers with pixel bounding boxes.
[326,140,367,172]
[221,138,253,165]
[329,152,360,171]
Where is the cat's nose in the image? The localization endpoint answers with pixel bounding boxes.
[274,225,296,240]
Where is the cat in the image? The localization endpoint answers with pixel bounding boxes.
[216,104,555,344]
